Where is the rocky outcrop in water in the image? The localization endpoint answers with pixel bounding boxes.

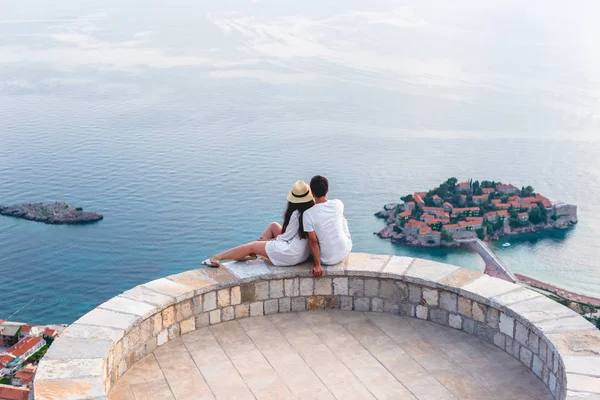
[0,201,103,224]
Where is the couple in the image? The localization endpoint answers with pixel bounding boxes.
[203,175,352,277]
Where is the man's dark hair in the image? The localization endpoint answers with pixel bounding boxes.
[310,175,329,198]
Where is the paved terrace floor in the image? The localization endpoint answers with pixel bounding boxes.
[109,310,552,400]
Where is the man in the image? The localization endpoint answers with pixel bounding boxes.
[303,175,352,277]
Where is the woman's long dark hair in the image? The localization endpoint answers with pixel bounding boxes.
[282,200,314,239]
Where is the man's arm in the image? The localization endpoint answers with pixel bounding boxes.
[307,231,323,277]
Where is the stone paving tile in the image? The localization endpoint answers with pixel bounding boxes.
[129,377,175,400]
[111,311,552,400]
[154,342,213,400]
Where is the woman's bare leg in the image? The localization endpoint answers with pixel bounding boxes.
[210,241,268,264]
[258,222,282,241]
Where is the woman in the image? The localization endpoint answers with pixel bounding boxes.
[202,180,314,267]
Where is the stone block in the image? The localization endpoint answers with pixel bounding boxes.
[145,336,158,354]
[515,322,529,346]
[346,253,390,274]
[416,305,428,320]
[543,365,549,385]
[508,338,521,359]
[100,296,157,319]
[509,295,579,323]
[462,318,475,335]
[340,296,353,311]
[349,278,365,296]
[493,332,505,348]
[307,296,325,310]
[422,288,438,307]
[176,299,193,321]
[475,322,495,343]
[291,297,306,312]
[539,341,547,364]
[143,277,195,302]
[396,282,409,301]
[520,346,533,367]
[532,355,543,378]
[486,308,500,329]
[279,297,291,313]
[314,278,333,296]
[168,323,180,339]
[549,373,557,394]
[195,313,209,328]
[250,301,264,316]
[458,297,472,317]
[270,280,284,298]
[449,314,462,329]
[383,300,399,313]
[324,296,339,309]
[430,309,449,326]
[364,279,379,297]
[204,291,217,311]
[162,306,176,328]
[529,332,540,354]
[264,299,279,315]
[405,258,459,283]
[157,329,168,346]
[152,313,162,336]
[371,298,384,312]
[75,308,141,332]
[354,297,370,312]
[193,295,203,315]
[240,284,255,303]
[120,285,175,309]
[300,278,313,296]
[408,284,422,304]
[36,358,104,382]
[222,306,235,321]
[462,275,519,299]
[235,303,250,319]
[209,309,221,325]
[499,313,514,338]
[565,373,600,394]
[379,280,395,300]
[400,304,415,317]
[217,289,230,308]
[381,256,413,276]
[439,292,458,313]
[553,351,559,373]
[180,317,195,334]
[333,278,349,295]
[472,302,487,323]
[231,286,241,305]
[255,281,270,300]
[284,278,299,297]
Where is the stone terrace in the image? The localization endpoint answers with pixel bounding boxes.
[34,254,600,400]
[110,311,553,400]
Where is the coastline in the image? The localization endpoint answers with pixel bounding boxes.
[515,273,600,307]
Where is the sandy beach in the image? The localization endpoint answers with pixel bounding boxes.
[515,273,600,307]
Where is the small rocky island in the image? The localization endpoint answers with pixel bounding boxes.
[0,201,103,224]
[376,178,577,247]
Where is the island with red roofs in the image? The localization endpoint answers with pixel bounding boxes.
[375,178,577,247]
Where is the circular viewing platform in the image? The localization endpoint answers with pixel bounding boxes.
[34,254,600,400]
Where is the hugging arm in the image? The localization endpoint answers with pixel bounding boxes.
[307,231,323,277]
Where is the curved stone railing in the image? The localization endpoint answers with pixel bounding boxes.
[34,253,600,399]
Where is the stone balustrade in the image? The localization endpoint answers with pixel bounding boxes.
[34,253,600,399]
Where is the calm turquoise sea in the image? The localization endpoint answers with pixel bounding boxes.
[1,0,599,324]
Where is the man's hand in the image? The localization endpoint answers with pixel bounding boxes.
[311,264,323,277]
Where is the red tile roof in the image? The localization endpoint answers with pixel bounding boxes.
[497,210,509,217]
[452,207,480,213]
[518,212,529,218]
[0,385,30,400]
[482,188,495,193]
[466,217,484,223]
[8,336,43,358]
[433,195,441,200]
[399,210,412,218]
[43,328,57,338]
[542,200,552,208]
[19,325,31,334]
[458,182,470,188]
[0,355,14,366]
[419,227,432,235]
[14,365,36,386]
[405,219,427,228]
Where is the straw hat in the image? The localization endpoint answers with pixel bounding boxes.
[287,180,314,203]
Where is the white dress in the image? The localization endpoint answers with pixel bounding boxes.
[265,210,311,266]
